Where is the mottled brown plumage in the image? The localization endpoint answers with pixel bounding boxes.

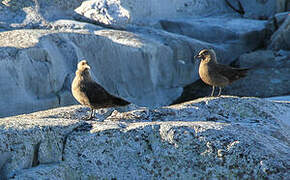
[71,60,130,119]
[195,49,249,96]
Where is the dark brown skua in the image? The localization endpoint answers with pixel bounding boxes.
[71,60,130,120]
[195,49,249,96]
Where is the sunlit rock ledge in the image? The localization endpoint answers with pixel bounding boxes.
[0,96,289,179]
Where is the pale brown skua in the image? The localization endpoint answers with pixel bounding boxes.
[195,49,249,96]
[71,60,130,119]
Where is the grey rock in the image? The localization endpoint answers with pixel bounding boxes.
[224,50,290,97]
[0,27,215,117]
[268,15,290,50]
[9,164,72,180]
[0,15,278,117]
[265,95,290,103]
[0,0,282,30]
[274,12,290,27]
[1,96,289,179]
[0,111,83,179]
[225,0,284,19]
[237,50,276,68]
[176,49,290,102]
[265,12,289,42]
[74,0,234,27]
[0,0,83,29]
[50,20,103,31]
[75,0,130,29]
[74,0,283,27]
[159,17,267,60]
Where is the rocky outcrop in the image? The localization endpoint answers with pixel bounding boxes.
[158,17,267,62]
[266,95,290,104]
[227,0,283,19]
[74,0,286,27]
[0,27,204,117]
[1,3,289,179]
[225,50,290,97]
[0,0,83,30]
[0,15,270,117]
[0,0,283,30]
[74,0,234,27]
[175,49,290,101]
[0,0,289,117]
[1,96,289,179]
[268,15,290,50]
[75,0,130,29]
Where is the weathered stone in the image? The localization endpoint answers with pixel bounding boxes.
[274,12,290,27]
[74,0,235,27]
[74,0,283,27]
[265,12,289,41]
[1,0,287,118]
[50,19,103,31]
[0,113,83,179]
[0,0,83,29]
[1,96,289,179]
[175,49,290,102]
[9,164,73,180]
[159,17,267,57]
[0,15,280,117]
[236,50,276,68]
[0,0,282,30]
[268,15,290,50]
[75,0,130,29]
[0,27,213,117]
[224,50,290,97]
[265,95,290,104]
[225,0,282,19]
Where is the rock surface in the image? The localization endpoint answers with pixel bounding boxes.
[265,95,290,103]
[0,0,282,29]
[268,15,290,50]
[158,17,267,61]
[0,16,270,117]
[0,0,289,117]
[175,49,290,101]
[273,12,290,27]
[0,0,83,30]
[75,0,130,29]
[0,96,289,179]
[227,50,290,97]
[0,27,202,117]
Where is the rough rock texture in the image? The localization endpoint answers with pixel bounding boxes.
[0,0,289,117]
[159,17,267,43]
[75,0,130,29]
[0,16,270,117]
[74,0,234,27]
[0,0,83,30]
[1,0,281,29]
[233,0,280,19]
[0,96,289,179]
[273,12,290,27]
[226,50,290,97]
[266,95,290,104]
[268,15,290,50]
[158,17,267,60]
[0,27,204,117]
[72,0,285,26]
